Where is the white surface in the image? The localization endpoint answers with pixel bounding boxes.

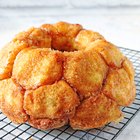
[0,8,140,51]
[0,0,66,7]
[1,0,140,7]
[70,0,140,7]
[0,2,140,140]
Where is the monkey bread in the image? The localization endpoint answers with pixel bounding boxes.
[0,22,135,130]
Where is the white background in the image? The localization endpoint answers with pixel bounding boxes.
[0,0,140,50]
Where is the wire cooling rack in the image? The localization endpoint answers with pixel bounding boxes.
[0,47,140,140]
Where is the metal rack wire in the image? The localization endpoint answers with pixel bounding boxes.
[0,47,140,140]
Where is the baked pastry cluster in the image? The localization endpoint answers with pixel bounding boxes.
[0,22,135,130]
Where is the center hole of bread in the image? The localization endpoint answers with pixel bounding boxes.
[51,37,78,52]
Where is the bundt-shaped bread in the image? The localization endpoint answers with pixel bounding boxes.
[0,22,135,130]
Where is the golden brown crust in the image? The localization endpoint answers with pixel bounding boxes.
[102,68,135,106]
[41,21,83,51]
[88,40,125,68]
[24,80,79,119]
[12,48,63,90]
[74,29,104,50]
[0,27,51,81]
[13,27,51,48]
[0,78,28,123]
[0,41,27,80]
[29,116,68,130]
[64,50,108,99]
[123,57,135,81]
[0,21,136,130]
[70,93,122,130]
